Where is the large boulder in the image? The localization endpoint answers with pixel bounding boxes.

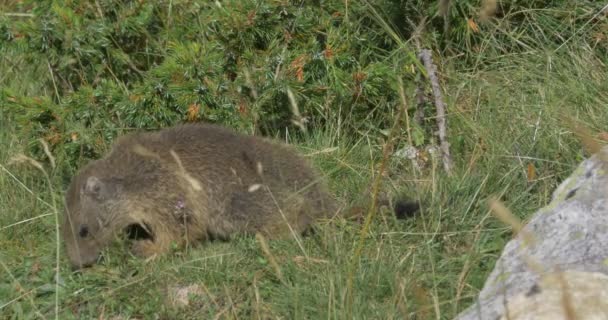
[456,148,608,320]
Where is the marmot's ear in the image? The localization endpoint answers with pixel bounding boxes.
[83,176,104,200]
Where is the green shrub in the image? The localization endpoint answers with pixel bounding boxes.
[1,0,605,168]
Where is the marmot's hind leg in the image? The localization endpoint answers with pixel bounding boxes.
[257,194,321,238]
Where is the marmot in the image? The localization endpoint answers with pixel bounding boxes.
[62,123,338,269]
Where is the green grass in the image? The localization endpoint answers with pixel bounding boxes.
[2,3,608,320]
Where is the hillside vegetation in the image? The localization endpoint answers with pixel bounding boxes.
[1,1,608,319]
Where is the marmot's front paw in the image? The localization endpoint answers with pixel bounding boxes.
[131,240,161,259]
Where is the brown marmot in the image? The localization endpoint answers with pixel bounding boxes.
[62,123,338,269]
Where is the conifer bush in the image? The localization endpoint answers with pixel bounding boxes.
[1,0,604,167]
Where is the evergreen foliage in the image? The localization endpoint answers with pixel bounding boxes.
[3,0,603,166]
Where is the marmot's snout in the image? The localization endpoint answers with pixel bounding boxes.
[68,247,102,270]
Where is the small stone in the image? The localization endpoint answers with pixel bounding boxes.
[167,284,205,308]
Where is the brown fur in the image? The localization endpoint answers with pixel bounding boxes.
[62,123,337,269]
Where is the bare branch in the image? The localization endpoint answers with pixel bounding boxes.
[419,49,453,175]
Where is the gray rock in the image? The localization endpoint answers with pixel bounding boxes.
[456,147,608,320]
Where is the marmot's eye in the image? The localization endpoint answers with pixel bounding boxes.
[79,225,89,238]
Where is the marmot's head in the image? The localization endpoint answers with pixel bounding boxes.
[62,165,154,269]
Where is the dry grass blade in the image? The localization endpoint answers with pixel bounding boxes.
[170,149,203,191]
[0,259,47,319]
[487,197,533,244]
[561,116,608,167]
[345,75,407,317]
[255,233,285,285]
[292,255,328,266]
[286,87,307,133]
[556,271,577,320]
[487,197,545,275]
[3,153,59,319]
[398,77,413,147]
[1,212,53,230]
[438,0,451,34]
[38,139,56,169]
[8,154,45,172]
[562,116,603,155]
[0,163,55,209]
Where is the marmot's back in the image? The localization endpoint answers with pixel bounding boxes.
[111,123,332,206]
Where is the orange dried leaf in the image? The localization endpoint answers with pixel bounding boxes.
[246,10,256,26]
[283,30,293,42]
[323,45,334,59]
[527,162,536,182]
[30,261,41,276]
[593,32,606,44]
[45,126,61,145]
[187,103,200,122]
[129,94,142,102]
[296,66,304,82]
[352,71,366,83]
[290,55,307,82]
[171,72,185,83]
[237,100,248,115]
[467,18,480,33]
[45,133,61,145]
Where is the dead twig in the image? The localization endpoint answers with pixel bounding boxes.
[418,49,453,175]
[413,72,427,126]
[410,20,427,127]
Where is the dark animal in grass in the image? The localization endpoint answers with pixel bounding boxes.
[62,123,419,269]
